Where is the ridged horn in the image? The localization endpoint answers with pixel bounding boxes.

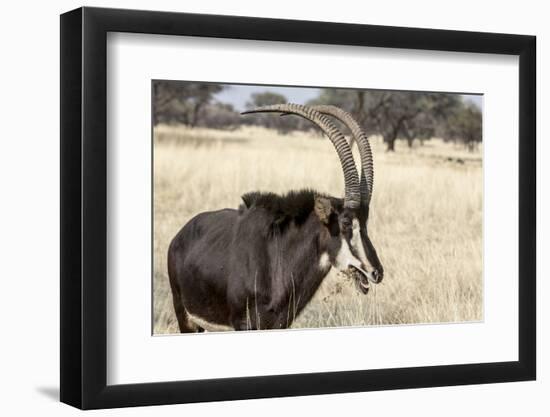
[241,104,361,209]
[313,105,374,207]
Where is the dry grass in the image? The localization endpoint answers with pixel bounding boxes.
[153,124,482,334]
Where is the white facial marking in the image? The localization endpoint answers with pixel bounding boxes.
[319,252,331,271]
[335,238,362,270]
[350,219,373,270]
[187,312,234,332]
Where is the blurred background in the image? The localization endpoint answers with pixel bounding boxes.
[153,81,482,152]
[152,81,483,334]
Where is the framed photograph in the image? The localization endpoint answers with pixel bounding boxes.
[60,6,536,409]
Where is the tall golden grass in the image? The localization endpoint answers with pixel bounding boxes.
[153,124,482,334]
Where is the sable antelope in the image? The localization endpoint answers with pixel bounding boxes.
[168,104,383,332]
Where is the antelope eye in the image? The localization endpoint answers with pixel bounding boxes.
[341,218,352,228]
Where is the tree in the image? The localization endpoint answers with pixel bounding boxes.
[307,89,383,146]
[311,89,466,151]
[446,102,482,151]
[370,92,464,151]
[398,93,463,148]
[246,91,288,108]
[198,102,241,129]
[308,89,373,122]
[152,81,224,126]
[244,91,305,133]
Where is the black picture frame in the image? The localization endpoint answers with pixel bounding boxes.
[60,6,536,410]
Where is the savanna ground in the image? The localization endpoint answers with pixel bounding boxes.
[153,125,482,334]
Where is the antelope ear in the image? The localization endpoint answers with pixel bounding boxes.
[314,197,333,224]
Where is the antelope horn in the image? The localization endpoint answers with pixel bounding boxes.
[313,105,374,208]
[242,104,361,210]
